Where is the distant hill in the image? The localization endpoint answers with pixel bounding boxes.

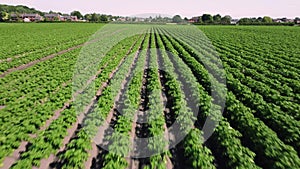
[0,4,43,15]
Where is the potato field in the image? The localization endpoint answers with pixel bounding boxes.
[0,23,299,169]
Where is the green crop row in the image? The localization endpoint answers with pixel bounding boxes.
[58,34,146,169]
[157,28,260,169]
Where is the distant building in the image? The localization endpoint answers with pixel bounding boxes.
[286,19,294,23]
[188,19,194,23]
[61,15,78,21]
[273,18,294,23]
[273,19,283,23]
[10,13,43,22]
[9,13,84,22]
[23,18,31,22]
[10,14,19,21]
[117,17,126,22]
[231,19,239,25]
[22,14,43,22]
[188,17,200,23]
[44,13,62,21]
[135,17,145,22]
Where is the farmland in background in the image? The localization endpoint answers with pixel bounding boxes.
[0,23,300,169]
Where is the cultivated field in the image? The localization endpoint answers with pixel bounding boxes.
[0,23,300,169]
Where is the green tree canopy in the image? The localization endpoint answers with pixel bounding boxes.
[91,13,98,22]
[262,16,273,23]
[99,14,108,22]
[172,15,183,23]
[0,11,9,21]
[257,17,263,22]
[213,14,222,23]
[238,18,252,24]
[84,14,91,21]
[221,15,232,24]
[202,14,213,23]
[71,11,83,19]
[0,4,43,15]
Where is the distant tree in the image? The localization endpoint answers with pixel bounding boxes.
[163,17,172,23]
[71,11,83,19]
[184,17,188,21]
[156,15,163,22]
[0,12,4,22]
[0,11,9,22]
[238,18,251,24]
[202,14,213,23]
[197,16,203,23]
[221,15,232,24]
[213,14,222,23]
[112,16,120,21]
[172,15,183,23]
[257,17,263,22]
[251,17,258,22]
[0,4,43,16]
[238,17,259,24]
[99,15,108,22]
[107,15,113,21]
[16,6,27,13]
[84,14,91,21]
[91,13,98,22]
[262,16,273,23]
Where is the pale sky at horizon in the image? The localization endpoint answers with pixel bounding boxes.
[0,0,299,19]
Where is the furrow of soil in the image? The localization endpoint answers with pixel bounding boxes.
[0,105,5,110]
[127,45,149,169]
[0,142,28,169]
[155,49,173,169]
[156,31,188,169]
[0,57,13,63]
[157,67,184,169]
[156,31,209,169]
[130,42,151,169]
[88,46,143,169]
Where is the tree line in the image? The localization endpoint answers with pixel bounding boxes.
[0,4,118,22]
[1,4,299,25]
[179,14,233,24]
[172,14,299,25]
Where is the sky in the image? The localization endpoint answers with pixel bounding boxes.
[0,0,299,19]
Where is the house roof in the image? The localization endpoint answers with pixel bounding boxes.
[23,14,40,17]
[62,15,77,19]
[45,14,60,17]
